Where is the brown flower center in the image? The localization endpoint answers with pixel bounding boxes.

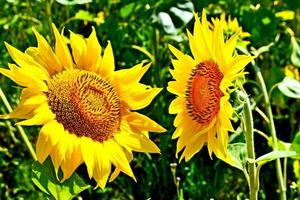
[46,69,121,142]
[186,60,224,125]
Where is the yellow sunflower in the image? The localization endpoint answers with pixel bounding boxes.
[211,13,251,47]
[0,24,166,189]
[168,11,255,163]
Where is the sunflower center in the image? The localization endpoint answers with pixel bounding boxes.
[46,69,121,142]
[186,60,224,125]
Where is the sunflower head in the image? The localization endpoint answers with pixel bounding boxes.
[168,11,255,165]
[0,24,166,189]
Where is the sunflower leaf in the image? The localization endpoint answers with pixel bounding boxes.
[290,131,300,159]
[255,150,297,166]
[278,77,300,99]
[291,37,300,67]
[32,158,90,199]
[227,143,247,171]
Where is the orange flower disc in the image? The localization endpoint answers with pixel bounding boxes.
[186,60,224,125]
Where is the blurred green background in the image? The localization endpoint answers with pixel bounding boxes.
[0,0,300,199]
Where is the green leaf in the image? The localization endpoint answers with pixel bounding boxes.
[278,77,300,99]
[227,143,247,171]
[157,12,177,34]
[120,3,135,19]
[32,158,90,200]
[291,37,300,67]
[255,150,297,166]
[268,137,291,151]
[290,131,300,159]
[170,2,193,24]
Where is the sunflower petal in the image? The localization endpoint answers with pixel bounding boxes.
[93,143,111,189]
[98,41,114,78]
[52,24,73,69]
[124,112,166,133]
[61,134,83,181]
[169,97,185,114]
[224,55,255,77]
[104,140,135,180]
[182,133,206,162]
[81,137,96,179]
[4,42,49,80]
[86,27,102,72]
[36,120,63,163]
[16,103,55,126]
[115,131,160,153]
[113,63,151,86]
[70,31,87,69]
[121,86,162,110]
[32,28,63,73]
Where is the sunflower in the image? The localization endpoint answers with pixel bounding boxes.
[211,13,251,47]
[0,24,166,189]
[168,11,255,163]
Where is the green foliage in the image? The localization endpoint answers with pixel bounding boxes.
[32,158,90,199]
[0,0,300,199]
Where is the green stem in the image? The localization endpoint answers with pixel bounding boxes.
[255,68,286,200]
[243,92,259,200]
[46,0,54,41]
[0,87,37,160]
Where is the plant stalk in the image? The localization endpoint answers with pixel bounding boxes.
[255,68,286,200]
[0,87,37,160]
[243,93,259,200]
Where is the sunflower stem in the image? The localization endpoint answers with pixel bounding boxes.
[255,66,286,200]
[243,92,259,200]
[46,0,54,42]
[0,87,37,160]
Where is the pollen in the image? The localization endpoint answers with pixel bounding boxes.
[186,60,224,125]
[46,69,121,142]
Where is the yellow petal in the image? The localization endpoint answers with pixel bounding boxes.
[93,143,111,189]
[213,20,226,68]
[98,41,114,78]
[0,64,48,91]
[113,63,150,86]
[109,149,133,182]
[167,81,185,97]
[4,42,49,80]
[224,55,255,78]
[222,31,239,67]
[169,97,185,114]
[61,134,83,181]
[169,60,191,83]
[121,86,162,110]
[124,112,166,133]
[80,137,96,179]
[114,131,160,153]
[52,24,73,69]
[86,27,102,72]
[70,31,87,69]
[1,89,46,120]
[207,127,218,159]
[50,130,69,173]
[109,167,121,182]
[104,140,135,180]
[181,133,206,162]
[32,28,63,73]
[176,118,215,158]
[36,120,63,163]
[16,103,55,126]
[168,44,195,65]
